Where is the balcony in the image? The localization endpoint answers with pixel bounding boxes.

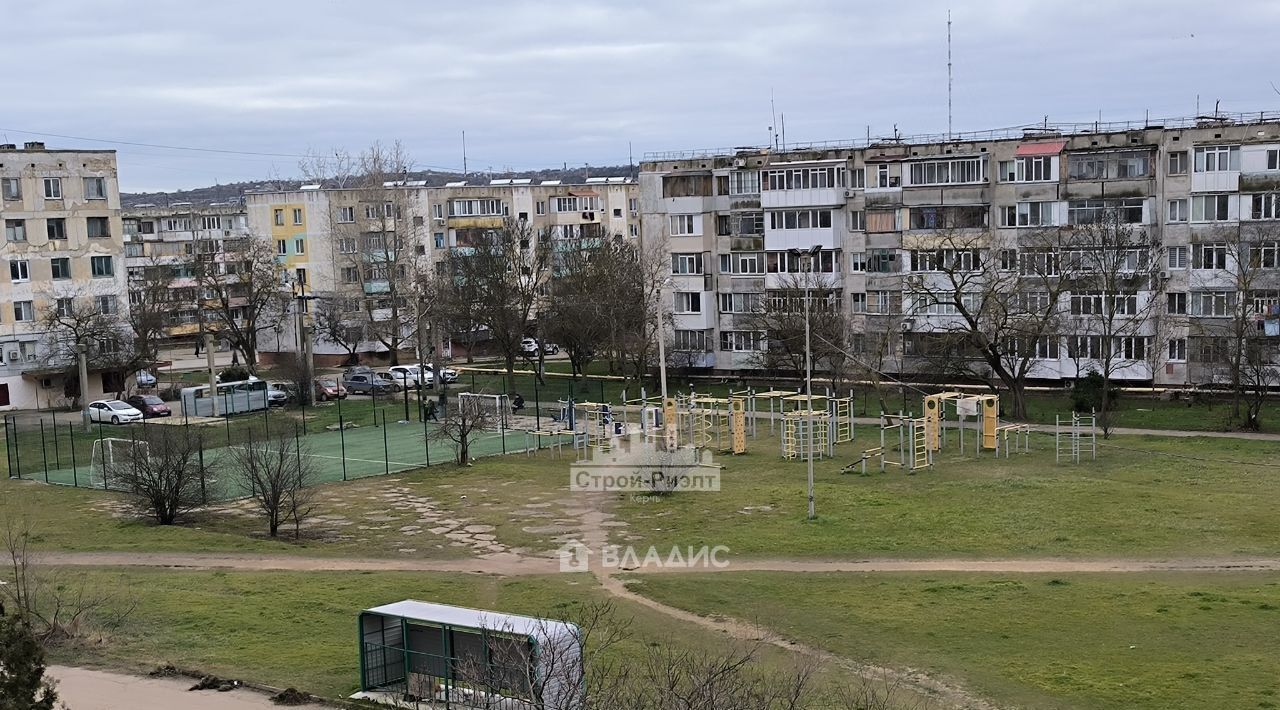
[760,188,845,209]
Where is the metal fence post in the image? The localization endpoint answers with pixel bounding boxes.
[39,419,49,483]
[69,423,78,487]
[51,411,60,470]
[337,394,348,481]
[382,411,390,476]
[12,416,23,480]
[198,432,207,504]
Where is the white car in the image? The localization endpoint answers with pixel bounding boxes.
[521,337,559,356]
[386,365,433,388]
[419,363,458,384]
[135,370,158,388]
[87,399,144,425]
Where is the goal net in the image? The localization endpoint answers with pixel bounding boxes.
[457,393,513,430]
[88,437,151,491]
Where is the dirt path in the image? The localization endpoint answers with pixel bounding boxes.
[48,665,328,710]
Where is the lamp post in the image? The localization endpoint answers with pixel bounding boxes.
[76,343,91,432]
[293,280,318,407]
[789,245,822,521]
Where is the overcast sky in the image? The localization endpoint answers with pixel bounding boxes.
[5,0,1277,192]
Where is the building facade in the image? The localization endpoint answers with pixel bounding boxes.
[641,113,1280,386]
[0,142,128,409]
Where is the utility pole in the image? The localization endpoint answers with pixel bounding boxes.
[655,278,675,451]
[791,245,820,521]
[76,343,90,432]
[205,332,219,417]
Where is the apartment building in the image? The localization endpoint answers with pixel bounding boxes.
[244,176,639,364]
[640,113,1280,386]
[0,142,128,408]
[123,202,251,347]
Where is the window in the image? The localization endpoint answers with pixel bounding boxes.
[672,329,709,351]
[1167,246,1188,269]
[294,238,305,255]
[341,266,359,284]
[82,176,106,200]
[670,215,697,236]
[867,290,896,314]
[1168,338,1187,362]
[847,252,865,272]
[729,171,761,195]
[1000,201,1055,227]
[96,295,117,315]
[1191,291,1232,316]
[42,178,61,199]
[1012,156,1054,182]
[865,249,898,274]
[5,219,26,242]
[337,206,355,223]
[13,301,33,322]
[716,215,732,236]
[9,260,28,282]
[1116,336,1147,360]
[1168,152,1188,175]
[139,220,155,234]
[164,217,191,232]
[292,208,303,225]
[450,199,502,217]
[55,298,72,318]
[876,165,890,188]
[1191,194,1231,222]
[50,257,70,279]
[1252,242,1280,268]
[906,157,985,186]
[849,210,865,231]
[629,198,639,212]
[1,178,19,200]
[1067,198,1144,225]
[719,252,765,275]
[629,224,639,237]
[612,208,622,218]
[1067,151,1151,180]
[273,209,284,226]
[1019,249,1059,277]
[337,237,356,254]
[46,218,66,240]
[1251,193,1280,220]
[849,292,867,312]
[671,253,704,274]
[850,167,866,188]
[90,255,113,277]
[673,292,702,313]
[86,217,110,238]
[1194,145,1240,172]
[434,233,445,249]
[767,210,833,230]
[718,292,762,313]
[910,205,987,229]
[765,250,838,274]
[910,249,981,272]
[295,267,307,285]
[998,249,1017,271]
[1167,199,1188,223]
[762,166,845,190]
[200,215,221,230]
[276,240,287,255]
[719,331,764,352]
[1167,292,1187,314]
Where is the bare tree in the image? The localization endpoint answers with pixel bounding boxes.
[311,296,363,367]
[228,431,317,538]
[193,236,288,370]
[743,271,850,391]
[38,283,148,403]
[545,234,635,378]
[298,147,356,189]
[609,239,668,384]
[108,426,210,525]
[125,255,174,367]
[430,396,492,465]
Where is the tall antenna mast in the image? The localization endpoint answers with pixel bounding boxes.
[947,9,953,141]
[462,130,468,177]
[770,89,779,150]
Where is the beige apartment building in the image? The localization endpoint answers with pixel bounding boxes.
[0,142,128,409]
[243,176,639,364]
[640,113,1280,387]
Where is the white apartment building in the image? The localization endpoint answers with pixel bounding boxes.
[0,142,129,409]
[244,176,639,365]
[641,113,1280,387]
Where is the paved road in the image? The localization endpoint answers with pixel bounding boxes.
[48,666,328,710]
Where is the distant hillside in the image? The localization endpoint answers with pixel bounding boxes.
[122,165,637,208]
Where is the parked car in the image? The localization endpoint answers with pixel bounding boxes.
[266,382,294,406]
[374,371,406,393]
[125,394,171,418]
[87,399,144,425]
[343,373,395,395]
[419,363,458,384]
[521,337,560,356]
[385,365,433,389]
[135,370,158,388]
[314,377,348,401]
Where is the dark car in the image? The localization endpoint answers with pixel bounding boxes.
[125,394,171,418]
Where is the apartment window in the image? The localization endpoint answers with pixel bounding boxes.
[734,212,764,235]
[13,301,33,322]
[729,171,761,195]
[86,217,110,238]
[1191,291,1232,316]
[847,252,866,272]
[336,237,356,254]
[290,208,303,225]
[273,209,284,226]
[629,223,638,237]
[673,292,702,313]
[719,252,765,275]
[1251,193,1280,220]
[1116,336,1147,360]
[1168,338,1187,362]
[1067,198,1144,225]
[670,215,697,236]
[1191,194,1231,222]
[1194,145,1240,172]
[164,217,191,232]
[611,207,622,218]
[50,257,70,280]
[1168,152,1188,175]
[849,210,865,231]
[876,165,890,188]
[139,220,155,235]
[1253,242,1280,268]
[9,260,28,283]
[1167,246,1188,269]
[911,249,981,272]
[1,178,19,200]
[450,198,502,217]
[295,267,307,285]
[1267,149,1280,171]
[1067,151,1150,180]
[276,239,287,256]
[1014,156,1054,182]
[1019,249,1059,277]
[850,167,866,188]
[907,157,985,186]
[671,329,709,352]
[1167,199,1188,223]
[715,215,732,236]
[294,238,305,255]
[719,331,764,352]
[718,292,762,313]
[200,215,221,230]
[341,267,359,284]
[5,219,25,242]
[849,292,867,313]
[868,290,895,314]
[55,298,73,318]
[96,295,117,315]
[83,177,107,200]
[1001,201,1054,227]
[90,255,114,277]
[1167,292,1187,314]
[763,166,845,190]
[42,178,61,199]
[46,218,66,240]
[671,253,704,274]
[434,233,445,249]
[767,210,832,230]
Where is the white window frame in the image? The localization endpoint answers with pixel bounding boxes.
[9,259,29,283]
[1167,199,1188,223]
[1168,338,1186,362]
[670,215,697,236]
[1167,245,1188,269]
[673,291,702,314]
[1194,145,1240,173]
[1191,194,1232,222]
[337,206,356,223]
[13,301,34,322]
[43,178,61,199]
[83,176,107,200]
[90,255,113,278]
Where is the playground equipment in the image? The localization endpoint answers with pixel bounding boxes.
[779,390,854,460]
[458,392,513,430]
[1055,411,1097,464]
[781,409,830,461]
[89,437,148,490]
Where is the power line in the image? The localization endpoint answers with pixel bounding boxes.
[0,127,314,159]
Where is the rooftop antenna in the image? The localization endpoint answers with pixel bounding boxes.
[771,88,779,150]
[462,130,468,177]
[780,112,786,151]
[947,9,953,141]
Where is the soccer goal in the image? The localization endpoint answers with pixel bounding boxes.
[457,392,512,430]
[88,437,150,490]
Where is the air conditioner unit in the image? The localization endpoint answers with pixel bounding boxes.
[5,351,18,362]
[1159,271,1169,280]
[732,158,747,168]
[433,217,446,225]
[845,189,855,198]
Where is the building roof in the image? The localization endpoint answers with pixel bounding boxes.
[364,599,579,642]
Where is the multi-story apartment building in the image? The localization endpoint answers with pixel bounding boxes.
[0,142,128,409]
[641,113,1280,387]
[123,202,251,347]
[244,176,639,364]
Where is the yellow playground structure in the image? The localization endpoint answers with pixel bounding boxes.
[853,391,1030,474]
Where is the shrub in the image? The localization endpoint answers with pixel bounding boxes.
[1072,370,1118,413]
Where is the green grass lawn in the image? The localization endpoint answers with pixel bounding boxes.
[611,428,1280,559]
[626,571,1280,710]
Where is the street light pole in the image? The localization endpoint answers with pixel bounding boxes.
[791,245,821,521]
